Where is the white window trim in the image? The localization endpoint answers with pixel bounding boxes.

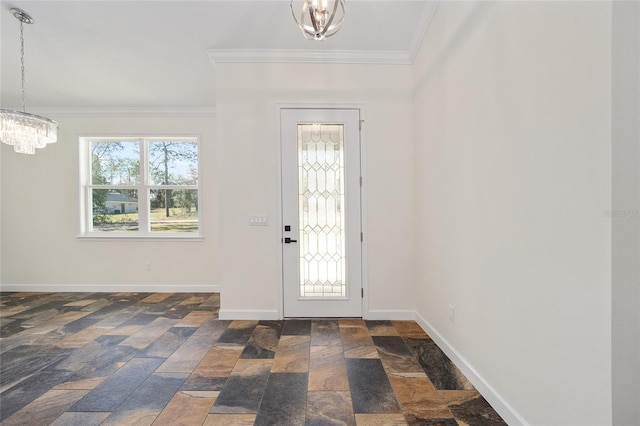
[78,135,203,240]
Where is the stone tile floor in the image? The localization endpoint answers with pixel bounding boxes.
[0,292,507,425]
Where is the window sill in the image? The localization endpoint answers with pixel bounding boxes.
[77,234,204,242]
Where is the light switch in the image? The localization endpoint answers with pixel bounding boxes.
[249,216,268,226]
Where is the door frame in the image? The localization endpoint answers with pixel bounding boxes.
[276,103,368,319]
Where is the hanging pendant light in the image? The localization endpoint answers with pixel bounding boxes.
[0,8,58,155]
[291,0,346,41]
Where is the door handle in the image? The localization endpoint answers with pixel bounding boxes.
[284,237,298,244]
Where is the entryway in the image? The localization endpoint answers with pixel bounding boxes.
[280,108,362,318]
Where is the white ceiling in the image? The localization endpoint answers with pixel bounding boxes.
[0,1,437,110]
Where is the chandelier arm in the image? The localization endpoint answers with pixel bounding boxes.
[291,1,301,26]
[293,1,311,37]
[322,0,340,36]
[332,1,346,29]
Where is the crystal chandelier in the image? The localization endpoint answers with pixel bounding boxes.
[290,0,346,41]
[0,8,58,155]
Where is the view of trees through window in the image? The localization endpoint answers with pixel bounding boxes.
[88,138,199,234]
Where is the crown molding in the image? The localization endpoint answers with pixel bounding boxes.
[407,0,440,63]
[16,107,217,117]
[208,49,412,65]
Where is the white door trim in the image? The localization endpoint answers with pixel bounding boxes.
[275,103,368,319]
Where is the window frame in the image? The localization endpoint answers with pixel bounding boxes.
[79,135,203,240]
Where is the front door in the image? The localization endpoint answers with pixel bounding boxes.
[281,108,362,318]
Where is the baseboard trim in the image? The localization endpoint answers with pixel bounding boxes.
[218,309,280,320]
[414,311,528,426]
[366,309,416,320]
[0,284,221,293]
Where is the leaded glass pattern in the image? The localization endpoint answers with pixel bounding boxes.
[298,124,346,298]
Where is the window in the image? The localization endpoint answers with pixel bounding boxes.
[80,136,200,238]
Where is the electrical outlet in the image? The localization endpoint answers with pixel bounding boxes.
[145,261,152,271]
[448,304,455,322]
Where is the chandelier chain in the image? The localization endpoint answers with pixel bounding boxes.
[20,19,26,113]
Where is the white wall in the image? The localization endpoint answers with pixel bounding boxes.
[215,62,415,319]
[0,125,3,285]
[0,114,219,292]
[612,1,640,424]
[412,2,612,425]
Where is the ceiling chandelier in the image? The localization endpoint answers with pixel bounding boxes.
[290,0,346,41]
[0,8,58,155]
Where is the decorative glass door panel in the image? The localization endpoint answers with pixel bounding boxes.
[298,124,346,298]
[281,109,362,318]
